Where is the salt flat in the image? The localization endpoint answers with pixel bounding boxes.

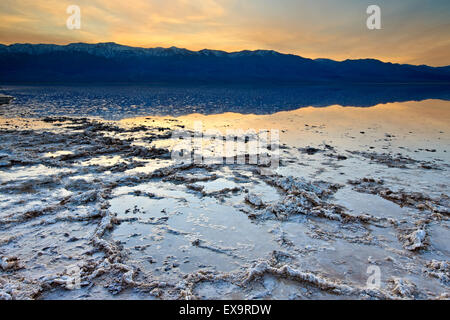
[0,99,448,300]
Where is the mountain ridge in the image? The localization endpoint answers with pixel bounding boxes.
[0,42,306,59]
[1,42,450,83]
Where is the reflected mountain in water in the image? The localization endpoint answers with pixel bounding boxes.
[1,83,449,120]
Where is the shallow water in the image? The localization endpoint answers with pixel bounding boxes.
[1,84,450,119]
[0,93,449,300]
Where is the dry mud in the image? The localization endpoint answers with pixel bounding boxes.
[0,110,448,300]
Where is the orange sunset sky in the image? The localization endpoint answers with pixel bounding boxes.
[1,0,449,66]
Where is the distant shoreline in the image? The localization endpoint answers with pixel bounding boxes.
[2,81,450,86]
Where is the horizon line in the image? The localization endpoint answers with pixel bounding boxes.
[2,41,449,68]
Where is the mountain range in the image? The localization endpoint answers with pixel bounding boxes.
[1,42,450,83]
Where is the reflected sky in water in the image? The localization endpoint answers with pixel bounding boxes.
[123,99,450,160]
[1,84,449,120]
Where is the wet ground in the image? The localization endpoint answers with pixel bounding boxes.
[0,99,449,300]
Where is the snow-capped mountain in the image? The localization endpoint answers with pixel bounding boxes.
[0,42,288,58]
[1,42,449,83]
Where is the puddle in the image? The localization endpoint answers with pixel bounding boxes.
[333,187,412,219]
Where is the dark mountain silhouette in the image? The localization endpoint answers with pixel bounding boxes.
[1,42,450,83]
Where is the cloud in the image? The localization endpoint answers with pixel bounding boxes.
[0,0,449,66]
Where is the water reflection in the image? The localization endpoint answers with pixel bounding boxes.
[1,83,449,120]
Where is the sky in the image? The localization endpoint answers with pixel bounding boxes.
[1,0,449,66]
